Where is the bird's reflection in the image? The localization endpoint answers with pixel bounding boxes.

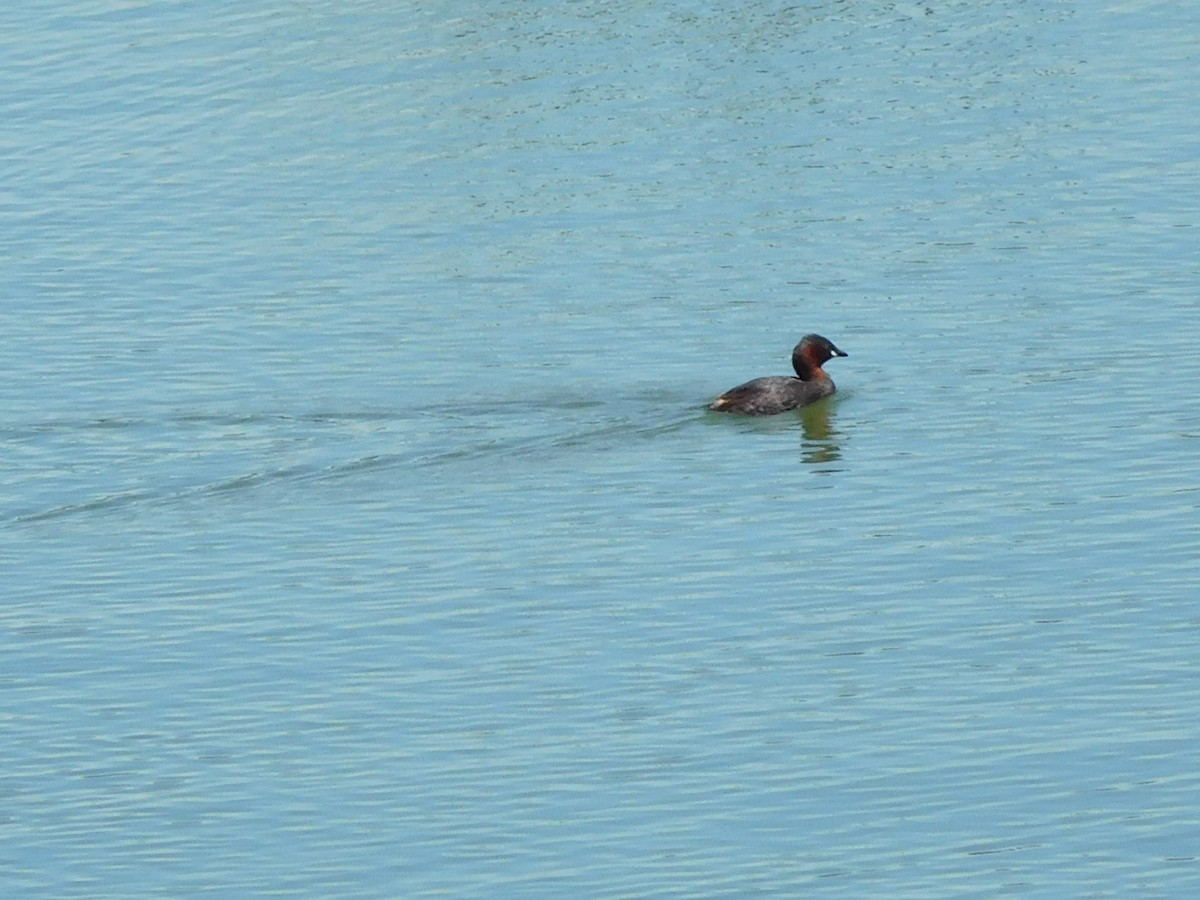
[799,402,842,468]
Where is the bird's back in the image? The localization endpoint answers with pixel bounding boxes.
[709,375,834,415]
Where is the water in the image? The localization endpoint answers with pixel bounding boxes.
[3,1,1199,896]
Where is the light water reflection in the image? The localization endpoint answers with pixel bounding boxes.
[3,1,1200,896]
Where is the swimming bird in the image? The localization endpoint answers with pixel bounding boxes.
[709,333,847,415]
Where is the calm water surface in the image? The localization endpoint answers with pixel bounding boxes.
[3,1,1200,896]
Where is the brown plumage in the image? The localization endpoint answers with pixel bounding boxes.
[710,334,848,415]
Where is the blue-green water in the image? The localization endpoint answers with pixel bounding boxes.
[4,1,1199,896]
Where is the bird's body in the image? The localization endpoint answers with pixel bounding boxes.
[709,334,847,415]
